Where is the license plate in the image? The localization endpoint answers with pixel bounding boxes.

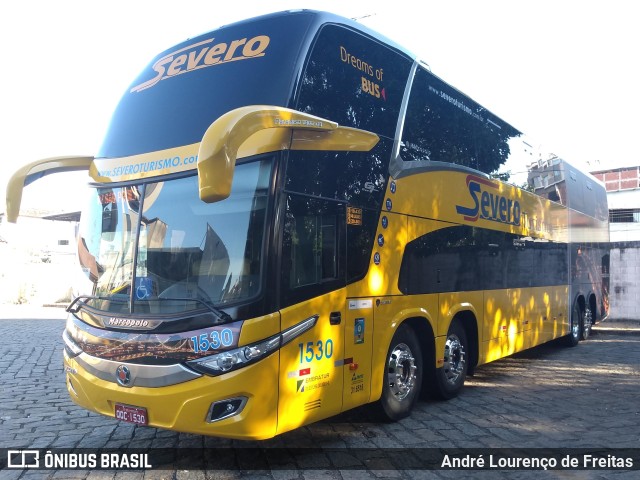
[115,403,148,426]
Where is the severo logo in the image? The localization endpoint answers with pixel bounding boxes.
[131,35,271,92]
[455,174,521,226]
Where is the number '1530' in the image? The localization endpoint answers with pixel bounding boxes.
[298,339,333,363]
[191,328,234,353]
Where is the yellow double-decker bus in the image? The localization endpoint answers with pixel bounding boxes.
[6,10,609,439]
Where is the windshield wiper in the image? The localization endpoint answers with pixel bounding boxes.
[67,295,126,314]
[153,297,233,324]
[67,294,232,324]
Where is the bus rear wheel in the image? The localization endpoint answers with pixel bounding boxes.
[581,306,593,340]
[565,301,581,347]
[434,319,468,399]
[376,324,423,421]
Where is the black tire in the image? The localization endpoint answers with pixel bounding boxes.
[376,324,423,421]
[580,305,593,341]
[565,300,581,347]
[433,319,468,400]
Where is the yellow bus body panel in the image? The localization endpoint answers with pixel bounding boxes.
[277,289,345,435]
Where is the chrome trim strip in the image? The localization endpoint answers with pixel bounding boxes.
[389,60,419,179]
[62,329,82,357]
[75,353,201,388]
[281,314,318,346]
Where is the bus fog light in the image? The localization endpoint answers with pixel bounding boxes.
[207,396,247,422]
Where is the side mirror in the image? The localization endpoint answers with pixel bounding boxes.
[5,156,93,222]
[197,106,378,203]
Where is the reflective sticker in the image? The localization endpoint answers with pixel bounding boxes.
[354,318,365,344]
[377,234,384,247]
[381,216,388,229]
[348,299,373,310]
[386,198,392,211]
[390,180,396,194]
[334,357,353,367]
[373,252,381,265]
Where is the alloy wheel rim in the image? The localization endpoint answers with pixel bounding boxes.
[443,334,466,385]
[387,343,417,400]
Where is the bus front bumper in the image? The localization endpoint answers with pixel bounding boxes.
[63,350,279,440]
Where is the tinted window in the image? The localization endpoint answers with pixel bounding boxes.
[346,207,378,283]
[281,194,346,306]
[398,225,568,294]
[284,138,392,210]
[284,146,385,284]
[296,24,412,139]
[401,68,521,174]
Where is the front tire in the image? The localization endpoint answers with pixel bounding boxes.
[376,324,423,421]
[434,319,468,400]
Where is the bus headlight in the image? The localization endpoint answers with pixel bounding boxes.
[187,314,318,376]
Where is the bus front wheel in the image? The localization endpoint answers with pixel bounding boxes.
[377,324,423,421]
[434,319,468,399]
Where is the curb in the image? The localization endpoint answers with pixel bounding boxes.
[592,321,640,337]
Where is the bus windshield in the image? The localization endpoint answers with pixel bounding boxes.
[77,158,272,315]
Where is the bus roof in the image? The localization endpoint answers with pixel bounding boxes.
[97,10,416,160]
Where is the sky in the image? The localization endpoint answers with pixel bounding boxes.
[1,0,638,214]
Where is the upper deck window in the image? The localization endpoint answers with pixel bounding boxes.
[296,24,412,140]
[401,68,521,175]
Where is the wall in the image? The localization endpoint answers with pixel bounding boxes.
[609,241,640,320]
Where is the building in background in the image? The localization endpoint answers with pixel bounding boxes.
[590,166,640,321]
[0,209,79,305]
[590,166,640,242]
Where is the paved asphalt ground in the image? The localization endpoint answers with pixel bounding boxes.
[0,305,638,480]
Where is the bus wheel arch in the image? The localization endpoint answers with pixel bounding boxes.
[455,310,478,376]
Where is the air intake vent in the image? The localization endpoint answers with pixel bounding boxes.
[304,399,321,411]
[207,397,247,423]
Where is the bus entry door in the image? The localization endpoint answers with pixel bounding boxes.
[276,290,346,434]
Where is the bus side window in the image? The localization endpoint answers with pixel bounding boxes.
[401,68,521,175]
[280,194,346,307]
